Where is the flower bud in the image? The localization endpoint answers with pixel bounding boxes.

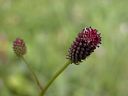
[13,38,26,56]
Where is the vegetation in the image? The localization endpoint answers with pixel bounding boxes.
[0,0,128,96]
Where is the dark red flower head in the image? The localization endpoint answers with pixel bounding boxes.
[67,27,101,64]
[13,38,26,56]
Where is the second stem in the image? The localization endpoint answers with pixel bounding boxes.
[21,56,43,90]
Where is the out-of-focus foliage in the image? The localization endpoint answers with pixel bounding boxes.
[0,0,128,96]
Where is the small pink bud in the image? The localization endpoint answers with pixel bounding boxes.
[13,38,26,56]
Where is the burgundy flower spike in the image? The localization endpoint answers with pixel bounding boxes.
[67,27,101,64]
[13,38,26,56]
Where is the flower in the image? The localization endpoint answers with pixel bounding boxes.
[13,38,26,56]
[67,27,101,64]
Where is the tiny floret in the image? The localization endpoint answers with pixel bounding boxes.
[67,27,101,64]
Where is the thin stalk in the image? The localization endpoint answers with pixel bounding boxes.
[40,60,71,96]
[21,56,43,90]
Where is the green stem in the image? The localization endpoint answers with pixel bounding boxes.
[40,60,71,96]
[21,56,43,90]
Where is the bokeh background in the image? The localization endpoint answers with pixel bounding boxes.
[0,0,128,96]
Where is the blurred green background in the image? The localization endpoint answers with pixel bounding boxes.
[0,0,128,96]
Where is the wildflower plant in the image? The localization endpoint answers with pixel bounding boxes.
[12,27,101,96]
[13,38,43,90]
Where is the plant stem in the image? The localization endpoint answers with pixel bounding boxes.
[21,56,43,90]
[40,60,71,96]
